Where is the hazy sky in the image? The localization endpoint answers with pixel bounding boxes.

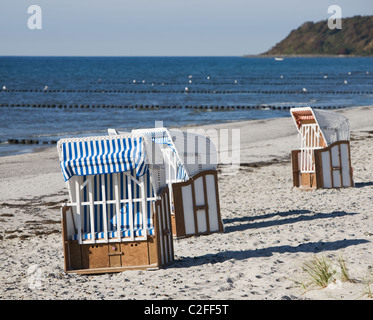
[1,0,372,56]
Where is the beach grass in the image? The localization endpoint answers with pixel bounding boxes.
[301,255,336,289]
[338,254,351,283]
[298,254,356,292]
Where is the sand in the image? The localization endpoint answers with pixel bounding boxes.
[0,105,373,300]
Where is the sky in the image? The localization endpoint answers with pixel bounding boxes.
[0,0,372,56]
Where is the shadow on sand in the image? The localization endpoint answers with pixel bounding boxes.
[172,210,368,269]
[354,181,373,188]
[173,238,369,269]
[222,210,357,233]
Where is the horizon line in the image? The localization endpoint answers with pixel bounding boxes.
[0,54,248,58]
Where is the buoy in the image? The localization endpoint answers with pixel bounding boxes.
[302,88,307,92]
[2,85,6,91]
[344,80,348,84]
[185,87,189,92]
[44,85,48,92]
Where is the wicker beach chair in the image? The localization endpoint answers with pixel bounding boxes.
[290,107,354,189]
[57,134,174,274]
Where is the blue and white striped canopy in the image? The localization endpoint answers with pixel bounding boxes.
[58,136,148,181]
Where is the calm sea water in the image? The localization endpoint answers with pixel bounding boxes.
[0,56,372,156]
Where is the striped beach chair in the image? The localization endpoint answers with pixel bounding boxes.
[57,134,174,274]
[130,127,224,239]
[290,107,354,189]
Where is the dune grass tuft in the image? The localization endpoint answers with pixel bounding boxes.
[302,255,335,289]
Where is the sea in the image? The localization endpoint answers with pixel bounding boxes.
[0,56,372,157]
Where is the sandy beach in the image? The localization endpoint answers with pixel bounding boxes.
[0,105,372,300]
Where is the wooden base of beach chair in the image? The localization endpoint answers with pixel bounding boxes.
[61,188,174,275]
[171,170,224,238]
[291,141,354,190]
[62,237,160,274]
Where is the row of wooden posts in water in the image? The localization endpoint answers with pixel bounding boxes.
[0,103,348,110]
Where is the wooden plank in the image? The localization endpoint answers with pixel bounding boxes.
[300,173,311,188]
[161,192,169,264]
[182,184,195,235]
[310,173,316,188]
[67,241,82,271]
[147,235,159,266]
[172,184,186,237]
[190,180,199,235]
[314,149,324,188]
[291,150,300,187]
[338,143,343,188]
[155,202,164,266]
[108,243,122,267]
[170,214,177,237]
[61,206,69,273]
[151,187,174,265]
[65,264,159,275]
[347,141,354,186]
[213,171,224,233]
[202,174,210,233]
[328,148,334,188]
[121,241,149,267]
[87,244,109,269]
[167,190,175,264]
[204,173,220,232]
[162,189,173,265]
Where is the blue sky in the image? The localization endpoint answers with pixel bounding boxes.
[0,0,372,56]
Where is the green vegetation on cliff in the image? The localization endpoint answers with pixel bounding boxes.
[262,15,373,56]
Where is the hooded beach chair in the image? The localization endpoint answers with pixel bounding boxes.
[290,107,354,189]
[57,134,174,274]
[130,127,224,239]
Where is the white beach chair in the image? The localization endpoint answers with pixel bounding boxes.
[290,107,354,189]
[130,127,224,238]
[57,134,174,274]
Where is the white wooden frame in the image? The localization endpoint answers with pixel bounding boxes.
[65,171,157,245]
[299,123,323,173]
